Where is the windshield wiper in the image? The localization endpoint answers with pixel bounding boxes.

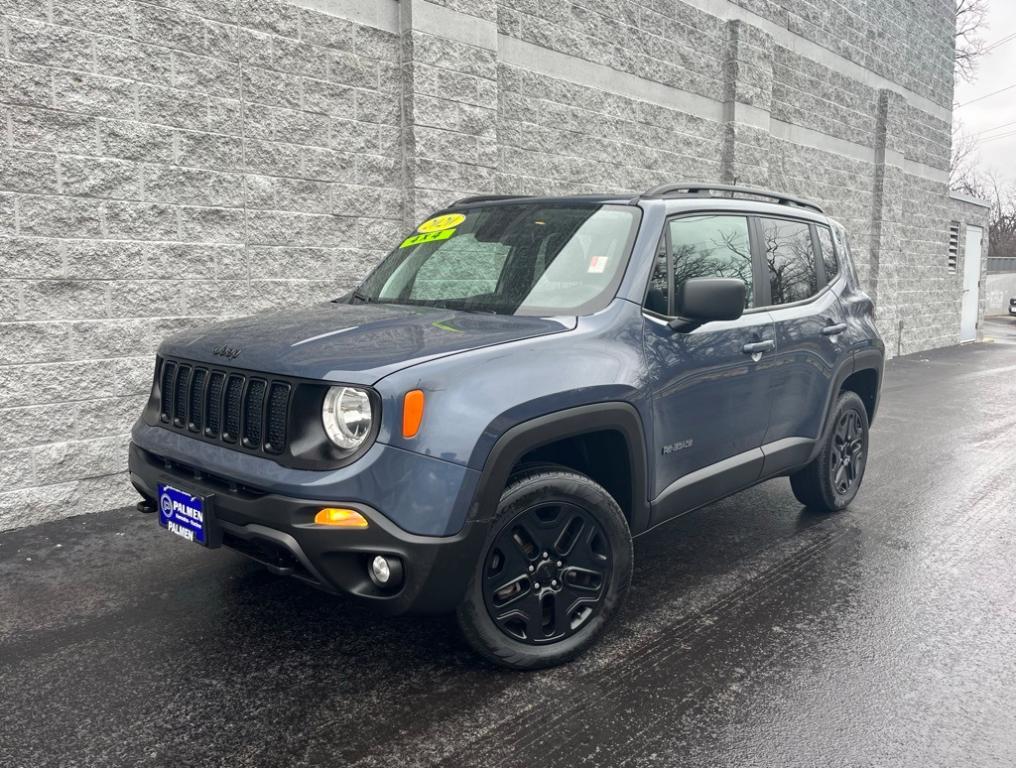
[348,288,373,304]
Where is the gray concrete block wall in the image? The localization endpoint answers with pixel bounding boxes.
[0,0,973,531]
[496,64,724,194]
[723,0,955,107]
[767,138,874,270]
[0,0,402,530]
[771,46,878,146]
[893,172,957,355]
[499,0,727,102]
[401,9,499,222]
[900,102,952,172]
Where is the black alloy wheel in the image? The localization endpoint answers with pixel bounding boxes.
[482,500,611,645]
[789,390,870,513]
[830,408,865,495]
[457,468,632,670]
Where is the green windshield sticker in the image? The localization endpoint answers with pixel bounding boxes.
[431,320,464,333]
[400,228,456,249]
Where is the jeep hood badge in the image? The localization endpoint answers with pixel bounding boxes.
[213,344,241,360]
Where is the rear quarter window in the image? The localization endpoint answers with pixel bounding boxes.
[816,226,839,283]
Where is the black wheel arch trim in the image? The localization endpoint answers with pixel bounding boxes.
[467,402,651,535]
[807,349,882,466]
[852,348,884,423]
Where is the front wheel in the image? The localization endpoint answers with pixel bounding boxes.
[790,390,869,512]
[457,468,633,670]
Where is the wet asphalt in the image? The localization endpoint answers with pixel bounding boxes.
[3,319,1016,768]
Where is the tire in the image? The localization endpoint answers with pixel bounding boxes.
[790,390,869,512]
[457,468,633,670]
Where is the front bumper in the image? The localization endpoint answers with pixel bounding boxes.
[129,442,487,614]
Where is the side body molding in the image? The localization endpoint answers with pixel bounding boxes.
[468,402,652,535]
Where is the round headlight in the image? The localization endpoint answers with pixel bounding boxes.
[322,386,373,450]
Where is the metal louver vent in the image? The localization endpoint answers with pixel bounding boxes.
[948,222,959,274]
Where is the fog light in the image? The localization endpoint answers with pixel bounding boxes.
[314,507,368,528]
[369,554,403,589]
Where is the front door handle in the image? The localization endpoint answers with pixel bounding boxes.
[821,323,848,336]
[742,339,775,355]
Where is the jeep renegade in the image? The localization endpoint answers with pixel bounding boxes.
[129,183,884,669]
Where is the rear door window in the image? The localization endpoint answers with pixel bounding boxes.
[760,218,818,305]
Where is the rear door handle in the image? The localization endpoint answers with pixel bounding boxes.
[742,339,775,354]
[821,323,848,336]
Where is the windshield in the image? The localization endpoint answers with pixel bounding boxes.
[353,203,641,316]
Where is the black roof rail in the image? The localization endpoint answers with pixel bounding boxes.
[638,182,824,214]
[451,194,533,206]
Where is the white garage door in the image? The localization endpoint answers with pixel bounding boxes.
[960,225,983,343]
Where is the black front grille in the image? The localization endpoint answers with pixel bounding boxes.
[242,379,267,448]
[188,368,206,432]
[265,383,290,454]
[206,372,225,436]
[160,361,177,423]
[173,365,191,427]
[223,375,243,443]
[156,358,293,457]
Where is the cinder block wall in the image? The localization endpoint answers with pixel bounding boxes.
[0,0,403,528]
[0,0,968,530]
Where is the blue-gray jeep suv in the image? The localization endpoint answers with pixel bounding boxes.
[129,183,884,669]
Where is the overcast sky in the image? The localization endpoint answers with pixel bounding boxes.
[954,1,1016,182]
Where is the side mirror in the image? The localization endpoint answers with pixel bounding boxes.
[668,278,746,332]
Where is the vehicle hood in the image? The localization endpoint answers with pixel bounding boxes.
[158,302,576,384]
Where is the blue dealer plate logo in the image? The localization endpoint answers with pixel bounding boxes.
[158,484,206,545]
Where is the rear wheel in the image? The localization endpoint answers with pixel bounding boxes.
[457,468,632,670]
[790,390,869,512]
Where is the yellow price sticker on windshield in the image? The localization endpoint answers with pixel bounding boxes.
[417,213,465,233]
[400,228,456,248]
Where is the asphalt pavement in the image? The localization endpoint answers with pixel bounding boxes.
[3,319,1016,767]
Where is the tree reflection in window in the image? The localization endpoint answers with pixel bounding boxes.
[762,218,818,305]
[669,215,753,309]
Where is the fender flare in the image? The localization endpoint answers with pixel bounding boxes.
[852,348,885,424]
[807,349,883,465]
[467,402,652,535]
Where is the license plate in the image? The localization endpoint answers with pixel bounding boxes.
[158,483,209,545]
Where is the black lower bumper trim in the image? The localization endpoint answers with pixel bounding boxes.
[129,442,487,614]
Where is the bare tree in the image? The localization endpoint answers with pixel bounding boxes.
[984,176,1016,261]
[951,121,981,191]
[955,0,989,82]
[956,170,1016,260]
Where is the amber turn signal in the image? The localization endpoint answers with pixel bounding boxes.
[402,389,425,438]
[314,507,368,528]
